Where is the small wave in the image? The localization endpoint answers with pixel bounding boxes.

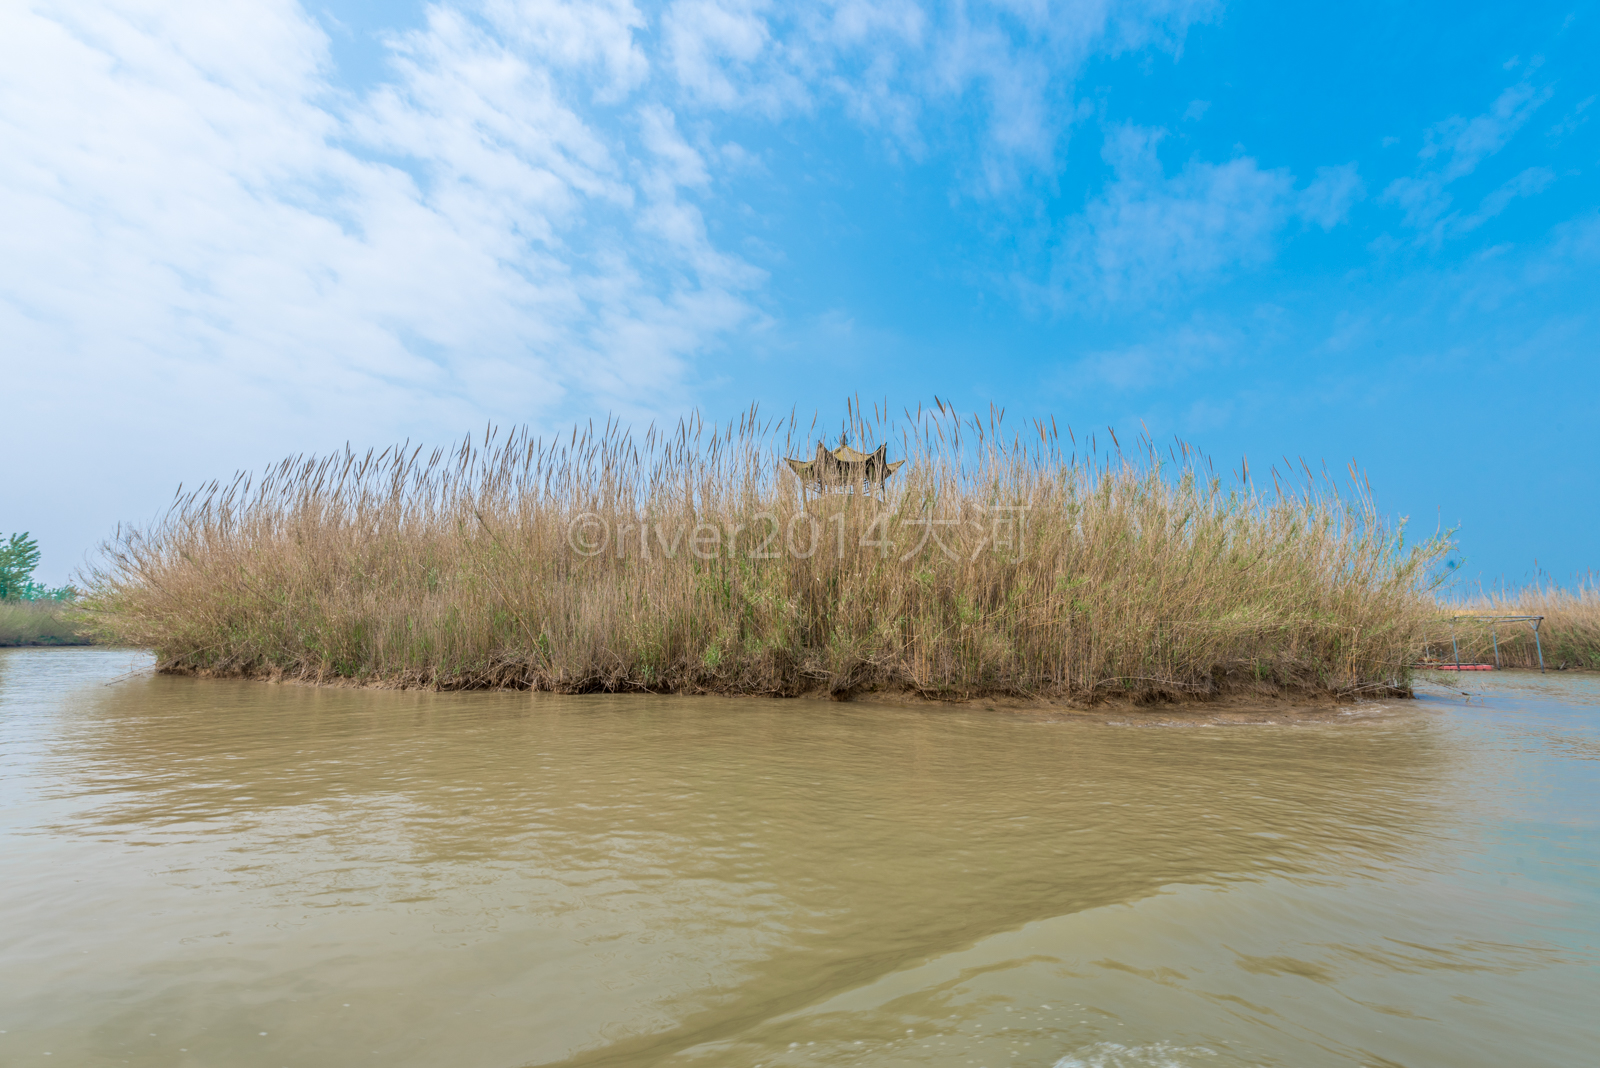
[1053,1041,1216,1068]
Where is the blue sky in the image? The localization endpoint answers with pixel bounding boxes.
[3,0,1596,588]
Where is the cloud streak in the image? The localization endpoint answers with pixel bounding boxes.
[1382,79,1555,244]
[1046,125,1362,307]
[657,0,1217,189]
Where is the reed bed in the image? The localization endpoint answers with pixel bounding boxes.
[1430,580,1600,670]
[83,404,1448,703]
[0,600,89,647]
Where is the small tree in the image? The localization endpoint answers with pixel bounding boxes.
[0,532,43,600]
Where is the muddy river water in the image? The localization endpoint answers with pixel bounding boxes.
[1,648,1596,1067]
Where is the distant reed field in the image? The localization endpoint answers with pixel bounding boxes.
[1430,582,1600,670]
[85,404,1449,702]
[0,600,89,647]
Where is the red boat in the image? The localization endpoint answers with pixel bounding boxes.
[1416,663,1494,671]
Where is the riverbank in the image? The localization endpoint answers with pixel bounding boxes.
[154,661,1406,719]
[83,408,1449,705]
[0,600,90,647]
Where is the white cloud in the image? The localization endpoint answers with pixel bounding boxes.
[1047,125,1354,306]
[1383,174,1450,230]
[1299,164,1365,230]
[1422,81,1551,182]
[656,0,1217,190]
[662,0,791,112]
[1457,166,1557,234]
[1052,319,1239,394]
[1546,93,1594,140]
[1382,79,1555,244]
[0,0,770,442]
[484,0,650,100]
[638,103,710,187]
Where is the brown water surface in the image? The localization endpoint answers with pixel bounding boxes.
[2,649,1596,1067]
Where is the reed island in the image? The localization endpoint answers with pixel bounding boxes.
[85,404,1456,705]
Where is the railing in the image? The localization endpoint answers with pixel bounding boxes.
[1436,614,1547,672]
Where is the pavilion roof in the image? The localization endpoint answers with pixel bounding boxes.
[783,441,905,485]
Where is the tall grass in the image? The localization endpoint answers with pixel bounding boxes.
[1432,580,1600,669]
[84,404,1448,702]
[0,600,89,646]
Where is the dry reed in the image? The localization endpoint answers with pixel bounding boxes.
[83,403,1449,703]
[1430,579,1600,670]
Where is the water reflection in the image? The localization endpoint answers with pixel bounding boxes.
[6,650,1592,1068]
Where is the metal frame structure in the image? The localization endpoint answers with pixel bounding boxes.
[1445,614,1547,672]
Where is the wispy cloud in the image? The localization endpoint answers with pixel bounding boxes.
[1051,319,1241,394]
[1046,125,1360,306]
[1456,166,1557,234]
[1382,79,1555,244]
[656,0,1218,191]
[0,0,769,450]
[1422,81,1551,181]
[1299,164,1366,230]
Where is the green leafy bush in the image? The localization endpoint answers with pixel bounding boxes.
[0,532,75,602]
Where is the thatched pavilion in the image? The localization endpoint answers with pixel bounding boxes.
[783,440,905,499]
